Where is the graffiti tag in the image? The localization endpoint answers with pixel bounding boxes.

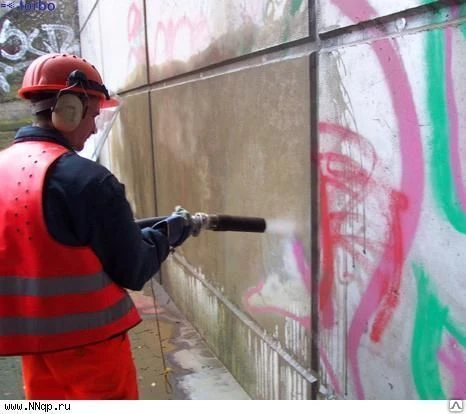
[0,18,79,93]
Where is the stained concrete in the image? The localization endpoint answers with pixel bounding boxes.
[78,0,104,77]
[151,56,310,303]
[107,92,156,219]
[130,281,249,400]
[98,0,147,92]
[0,356,24,399]
[151,58,312,393]
[146,0,309,81]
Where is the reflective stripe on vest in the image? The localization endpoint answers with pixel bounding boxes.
[0,272,112,296]
[0,295,133,335]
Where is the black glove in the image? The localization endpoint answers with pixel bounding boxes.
[152,207,192,247]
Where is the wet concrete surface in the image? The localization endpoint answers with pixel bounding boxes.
[0,281,249,400]
[0,356,24,399]
[130,281,250,400]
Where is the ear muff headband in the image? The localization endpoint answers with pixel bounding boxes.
[67,69,110,100]
[51,70,90,132]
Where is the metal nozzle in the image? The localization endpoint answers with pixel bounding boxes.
[190,212,210,236]
[136,212,267,235]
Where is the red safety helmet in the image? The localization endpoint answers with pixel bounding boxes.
[18,53,118,108]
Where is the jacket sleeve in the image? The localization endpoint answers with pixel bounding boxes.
[43,155,170,291]
[89,174,170,290]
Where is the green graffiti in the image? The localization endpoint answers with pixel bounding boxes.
[411,264,447,399]
[290,0,303,16]
[427,5,466,233]
[281,0,305,43]
[426,28,466,233]
[446,319,466,348]
[412,264,466,398]
[283,20,291,43]
[461,5,466,37]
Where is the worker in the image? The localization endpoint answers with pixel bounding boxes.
[0,53,191,399]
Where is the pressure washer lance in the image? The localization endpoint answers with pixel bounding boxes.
[135,212,266,236]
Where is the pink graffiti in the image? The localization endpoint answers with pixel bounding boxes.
[332,0,424,399]
[319,122,406,343]
[243,238,311,330]
[318,122,407,398]
[127,3,142,40]
[244,0,424,398]
[293,239,311,295]
[153,15,210,68]
[438,336,466,398]
[320,348,343,397]
[319,122,377,329]
[244,121,409,398]
[243,237,342,395]
[127,2,145,65]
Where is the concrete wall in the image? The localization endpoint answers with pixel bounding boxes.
[79,0,466,399]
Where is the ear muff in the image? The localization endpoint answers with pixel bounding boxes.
[51,94,84,132]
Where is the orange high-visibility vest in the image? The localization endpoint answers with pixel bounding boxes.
[0,141,141,355]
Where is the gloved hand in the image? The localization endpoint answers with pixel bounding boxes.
[152,206,192,247]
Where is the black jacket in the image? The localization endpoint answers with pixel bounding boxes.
[13,126,169,291]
